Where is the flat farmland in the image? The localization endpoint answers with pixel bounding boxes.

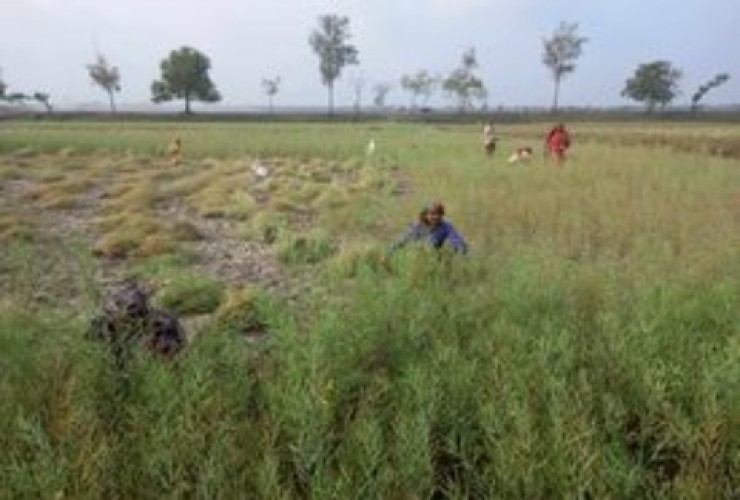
[1,120,739,498]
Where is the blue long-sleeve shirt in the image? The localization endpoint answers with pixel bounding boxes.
[390,220,468,254]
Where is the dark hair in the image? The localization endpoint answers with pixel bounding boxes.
[105,281,150,319]
[429,201,445,215]
[419,201,445,223]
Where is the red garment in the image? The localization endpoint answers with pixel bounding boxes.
[546,126,570,160]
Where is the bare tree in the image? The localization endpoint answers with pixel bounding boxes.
[309,14,359,116]
[542,22,587,112]
[261,76,281,114]
[350,73,366,116]
[0,67,6,99]
[87,54,121,113]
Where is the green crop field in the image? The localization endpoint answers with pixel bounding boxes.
[1,119,739,498]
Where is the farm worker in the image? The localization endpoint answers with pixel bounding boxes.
[482,120,497,157]
[168,135,182,167]
[389,201,468,255]
[545,123,571,165]
[87,281,186,369]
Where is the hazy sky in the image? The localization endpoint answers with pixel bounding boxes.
[1,0,738,110]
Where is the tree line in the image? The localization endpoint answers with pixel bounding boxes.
[0,16,731,115]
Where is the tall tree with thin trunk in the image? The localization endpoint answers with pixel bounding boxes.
[0,68,6,99]
[309,14,359,116]
[261,76,281,114]
[87,54,121,114]
[442,48,487,112]
[350,73,366,116]
[542,22,587,112]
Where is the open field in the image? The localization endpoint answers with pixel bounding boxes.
[1,120,739,498]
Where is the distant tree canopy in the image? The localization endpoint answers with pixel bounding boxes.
[31,92,52,113]
[372,83,392,108]
[622,60,682,113]
[309,14,359,116]
[261,76,281,113]
[0,84,53,113]
[542,21,587,112]
[400,70,437,109]
[442,48,487,112]
[151,46,221,114]
[87,54,121,114]
[691,73,730,113]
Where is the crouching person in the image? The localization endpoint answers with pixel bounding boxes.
[88,281,185,368]
[389,201,468,255]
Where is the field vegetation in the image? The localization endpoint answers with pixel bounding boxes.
[1,120,739,498]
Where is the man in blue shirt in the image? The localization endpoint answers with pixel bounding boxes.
[390,201,468,255]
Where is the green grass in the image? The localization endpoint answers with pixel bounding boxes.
[0,120,739,498]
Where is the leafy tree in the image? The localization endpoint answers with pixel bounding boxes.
[261,76,281,114]
[400,70,437,109]
[32,92,52,113]
[691,73,730,113]
[442,48,487,112]
[87,54,121,113]
[5,92,26,104]
[151,46,221,114]
[622,60,682,113]
[542,22,587,112]
[0,89,52,114]
[309,14,359,116]
[0,79,6,99]
[372,83,391,108]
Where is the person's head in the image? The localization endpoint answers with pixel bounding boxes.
[419,201,445,227]
[106,281,151,320]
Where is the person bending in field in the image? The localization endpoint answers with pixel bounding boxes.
[389,201,468,255]
[507,147,534,165]
[545,123,571,166]
[87,281,186,368]
[482,120,497,158]
[168,135,182,167]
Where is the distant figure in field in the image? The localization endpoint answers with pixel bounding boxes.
[389,201,468,255]
[545,123,571,166]
[507,147,534,165]
[482,121,497,158]
[168,135,182,167]
[251,159,269,178]
[366,138,376,157]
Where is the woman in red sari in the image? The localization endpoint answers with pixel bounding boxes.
[545,123,571,166]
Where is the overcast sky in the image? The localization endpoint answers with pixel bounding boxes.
[1,0,738,110]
